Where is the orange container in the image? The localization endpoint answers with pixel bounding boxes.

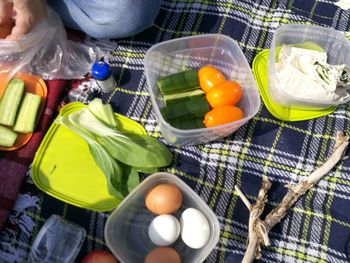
[0,73,47,151]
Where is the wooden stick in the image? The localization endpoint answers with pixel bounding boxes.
[236,131,349,263]
[235,185,270,246]
[235,185,252,209]
[264,131,349,230]
[241,176,271,263]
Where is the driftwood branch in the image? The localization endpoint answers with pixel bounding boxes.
[235,131,349,263]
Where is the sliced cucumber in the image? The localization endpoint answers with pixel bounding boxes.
[157,69,199,95]
[0,78,25,126]
[160,95,210,121]
[164,89,205,105]
[14,93,41,133]
[88,98,118,128]
[0,125,17,147]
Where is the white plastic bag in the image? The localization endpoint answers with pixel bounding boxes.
[0,7,103,80]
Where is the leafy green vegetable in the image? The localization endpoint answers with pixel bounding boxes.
[68,108,173,168]
[88,98,118,128]
[57,114,137,199]
[56,105,172,200]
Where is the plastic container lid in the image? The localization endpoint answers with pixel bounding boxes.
[0,72,47,151]
[253,49,336,121]
[91,61,111,80]
[28,215,86,263]
[31,102,146,212]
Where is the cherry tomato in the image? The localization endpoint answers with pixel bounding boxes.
[198,65,226,92]
[205,80,242,108]
[203,105,244,128]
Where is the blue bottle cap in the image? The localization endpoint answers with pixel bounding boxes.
[91,61,111,80]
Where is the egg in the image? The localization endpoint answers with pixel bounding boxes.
[148,214,180,246]
[145,183,182,215]
[180,208,210,249]
[144,247,181,263]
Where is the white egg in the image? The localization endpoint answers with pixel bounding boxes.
[148,214,180,246]
[180,208,210,249]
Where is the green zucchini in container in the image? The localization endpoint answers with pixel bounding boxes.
[0,125,17,147]
[164,89,205,105]
[14,93,42,133]
[157,69,210,130]
[157,69,199,95]
[0,78,25,126]
[160,95,210,121]
[168,116,205,130]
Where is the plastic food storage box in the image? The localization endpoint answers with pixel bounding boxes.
[144,34,260,146]
[105,172,220,263]
[28,215,86,263]
[267,24,350,110]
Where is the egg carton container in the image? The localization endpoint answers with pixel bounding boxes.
[267,24,350,110]
[144,34,260,146]
[104,172,220,263]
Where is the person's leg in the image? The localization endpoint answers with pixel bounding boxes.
[47,0,161,39]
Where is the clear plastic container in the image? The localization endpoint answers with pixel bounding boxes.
[144,34,260,146]
[104,172,220,263]
[28,215,86,263]
[268,24,350,110]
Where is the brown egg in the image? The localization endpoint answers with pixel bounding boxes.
[145,183,182,215]
[144,247,181,263]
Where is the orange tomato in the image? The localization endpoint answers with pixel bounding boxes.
[206,80,242,108]
[203,105,244,128]
[198,65,226,92]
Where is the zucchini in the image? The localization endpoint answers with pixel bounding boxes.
[164,89,205,105]
[14,93,41,133]
[160,95,210,120]
[0,78,25,126]
[157,69,199,95]
[169,117,205,130]
[0,125,17,147]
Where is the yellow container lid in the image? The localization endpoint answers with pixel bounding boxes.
[252,49,336,122]
[32,102,146,212]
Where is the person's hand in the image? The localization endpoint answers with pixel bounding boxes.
[0,0,47,40]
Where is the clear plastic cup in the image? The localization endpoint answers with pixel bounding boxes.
[144,34,260,146]
[104,172,220,263]
[28,215,86,263]
[267,24,350,110]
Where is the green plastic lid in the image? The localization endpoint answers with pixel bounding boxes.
[32,102,146,212]
[252,49,336,121]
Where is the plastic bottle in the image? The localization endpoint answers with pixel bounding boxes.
[91,61,116,93]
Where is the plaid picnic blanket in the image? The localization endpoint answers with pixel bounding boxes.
[1,0,350,262]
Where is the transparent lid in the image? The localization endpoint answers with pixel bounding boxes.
[28,215,86,263]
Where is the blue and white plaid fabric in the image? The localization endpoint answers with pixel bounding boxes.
[1,1,350,262]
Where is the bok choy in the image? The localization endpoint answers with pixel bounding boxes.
[57,114,139,199]
[65,108,173,168]
[56,99,173,199]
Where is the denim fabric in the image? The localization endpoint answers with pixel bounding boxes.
[47,0,161,39]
